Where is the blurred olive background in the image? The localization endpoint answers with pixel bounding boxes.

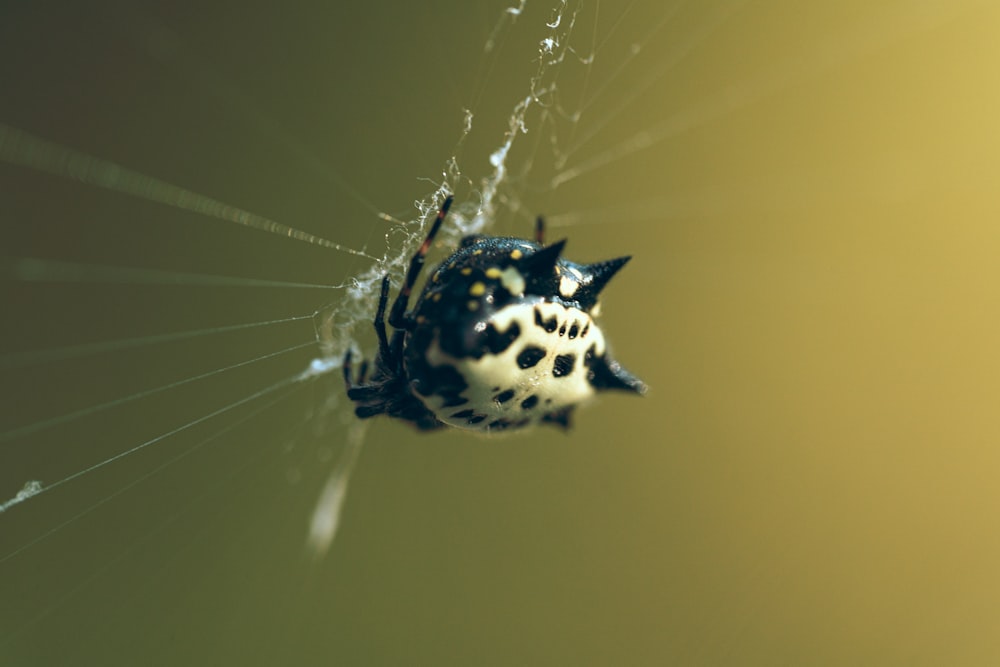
[2,1,999,665]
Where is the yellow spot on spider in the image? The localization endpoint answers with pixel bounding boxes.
[417,315,427,324]
[469,281,486,296]
[467,300,479,311]
[461,267,473,276]
[510,249,523,260]
[432,293,442,302]
[485,267,502,279]
[432,273,440,282]
[473,249,483,255]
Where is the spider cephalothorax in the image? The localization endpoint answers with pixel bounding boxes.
[344,196,646,432]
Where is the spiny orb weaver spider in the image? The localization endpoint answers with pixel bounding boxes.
[343,196,646,432]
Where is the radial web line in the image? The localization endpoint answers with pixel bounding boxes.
[0,366,318,514]
[0,314,314,370]
[590,0,636,54]
[2,257,345,290]
[0,384,305,645]
[573,0,687,119]
[556,0,734,169]
[110,5,387,218]
[555,0,958,187]
[0,123,376,260]
[0,340,316,444]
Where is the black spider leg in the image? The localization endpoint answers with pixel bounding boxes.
[372,275,392,362]
[344,276,390,388]
[342,350,357,388]
[388,195,453,331]
[343,275,388,392]
[341,197,455,430]
[344,197,453,388]
[342,357,369,386]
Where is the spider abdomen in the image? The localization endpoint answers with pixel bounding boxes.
[343,197,645,433]
[409,299,606,431]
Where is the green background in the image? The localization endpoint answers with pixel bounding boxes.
[2,1,999,665]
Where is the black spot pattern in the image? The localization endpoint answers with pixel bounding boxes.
[484,321,521,354]
[534,307,558,333]
[433,314,520,360]
[495,389,516,403]
[346,219,645,433]
[517,346,547,369]
[553,354,576,378]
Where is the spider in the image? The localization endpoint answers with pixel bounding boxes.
[343,196,646,432]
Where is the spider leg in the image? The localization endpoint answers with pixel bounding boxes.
[373,275,392,360]
[388,195,453,330]
[342,348,355,388]
[343,348,370,386]
[535,215,545,244]
[346,383,385,400]
[388,329,406,375]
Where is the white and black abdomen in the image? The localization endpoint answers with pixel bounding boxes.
[417,300,606,431]
[403,235,646,432]
[343,196,645,433]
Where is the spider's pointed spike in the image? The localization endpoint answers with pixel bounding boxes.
[534,215,545,244]
[576,256,631,310]
[588,355,648,395]
[521,239,566,279]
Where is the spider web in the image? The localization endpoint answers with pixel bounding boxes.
[2,0,991,664]
[0,0,590,550]
[0,0,633,652]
